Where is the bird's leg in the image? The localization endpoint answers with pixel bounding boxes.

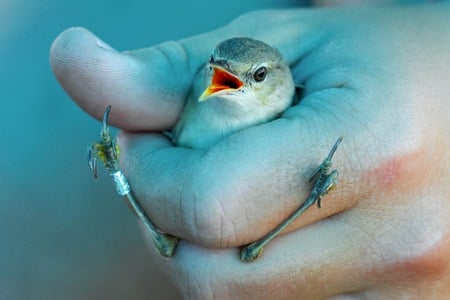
[240,137,343,262]
[87,106,179,258]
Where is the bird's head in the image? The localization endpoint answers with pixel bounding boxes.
[198,37,295,117]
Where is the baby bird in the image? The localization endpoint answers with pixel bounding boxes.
[173,37,295,149]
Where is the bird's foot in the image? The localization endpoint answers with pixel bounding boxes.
[88,105,178,258]
[240,137,342,262]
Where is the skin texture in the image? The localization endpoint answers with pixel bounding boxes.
[50,3,450,299]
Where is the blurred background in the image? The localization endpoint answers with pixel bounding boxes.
[0,0,303,299]
[1,0,428,299]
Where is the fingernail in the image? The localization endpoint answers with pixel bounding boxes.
[95,37,115,51]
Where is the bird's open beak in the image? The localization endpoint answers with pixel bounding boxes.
[199,66,244,101]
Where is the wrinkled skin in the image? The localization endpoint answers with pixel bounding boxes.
[51,3,450,299]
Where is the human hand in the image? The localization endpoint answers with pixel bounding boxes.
[50,3,450,298]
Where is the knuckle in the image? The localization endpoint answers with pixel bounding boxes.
[383,203,450,283]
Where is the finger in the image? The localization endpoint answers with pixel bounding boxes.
[166,217,365,299]
[50,27,219,130]
[117,96,358,248]
[145,186,448,299]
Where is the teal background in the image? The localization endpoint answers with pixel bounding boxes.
[0,1,302,299]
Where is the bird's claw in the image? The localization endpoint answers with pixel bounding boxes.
[240,137,343,262]
[87,146,98,179]
[152,231,180,257]
[315,169,338,209]
[240,242,264,262]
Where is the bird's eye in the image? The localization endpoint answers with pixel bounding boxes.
[253,66,267,82]
[209,56,214,64]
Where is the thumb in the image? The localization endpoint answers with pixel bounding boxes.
[49,10,313,130]
[49,27,222,130]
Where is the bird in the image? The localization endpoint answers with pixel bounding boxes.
[172,37,296,149]
[171,38,342,262]
[87,37,341,263]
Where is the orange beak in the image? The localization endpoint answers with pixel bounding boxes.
[199,66,244,101]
